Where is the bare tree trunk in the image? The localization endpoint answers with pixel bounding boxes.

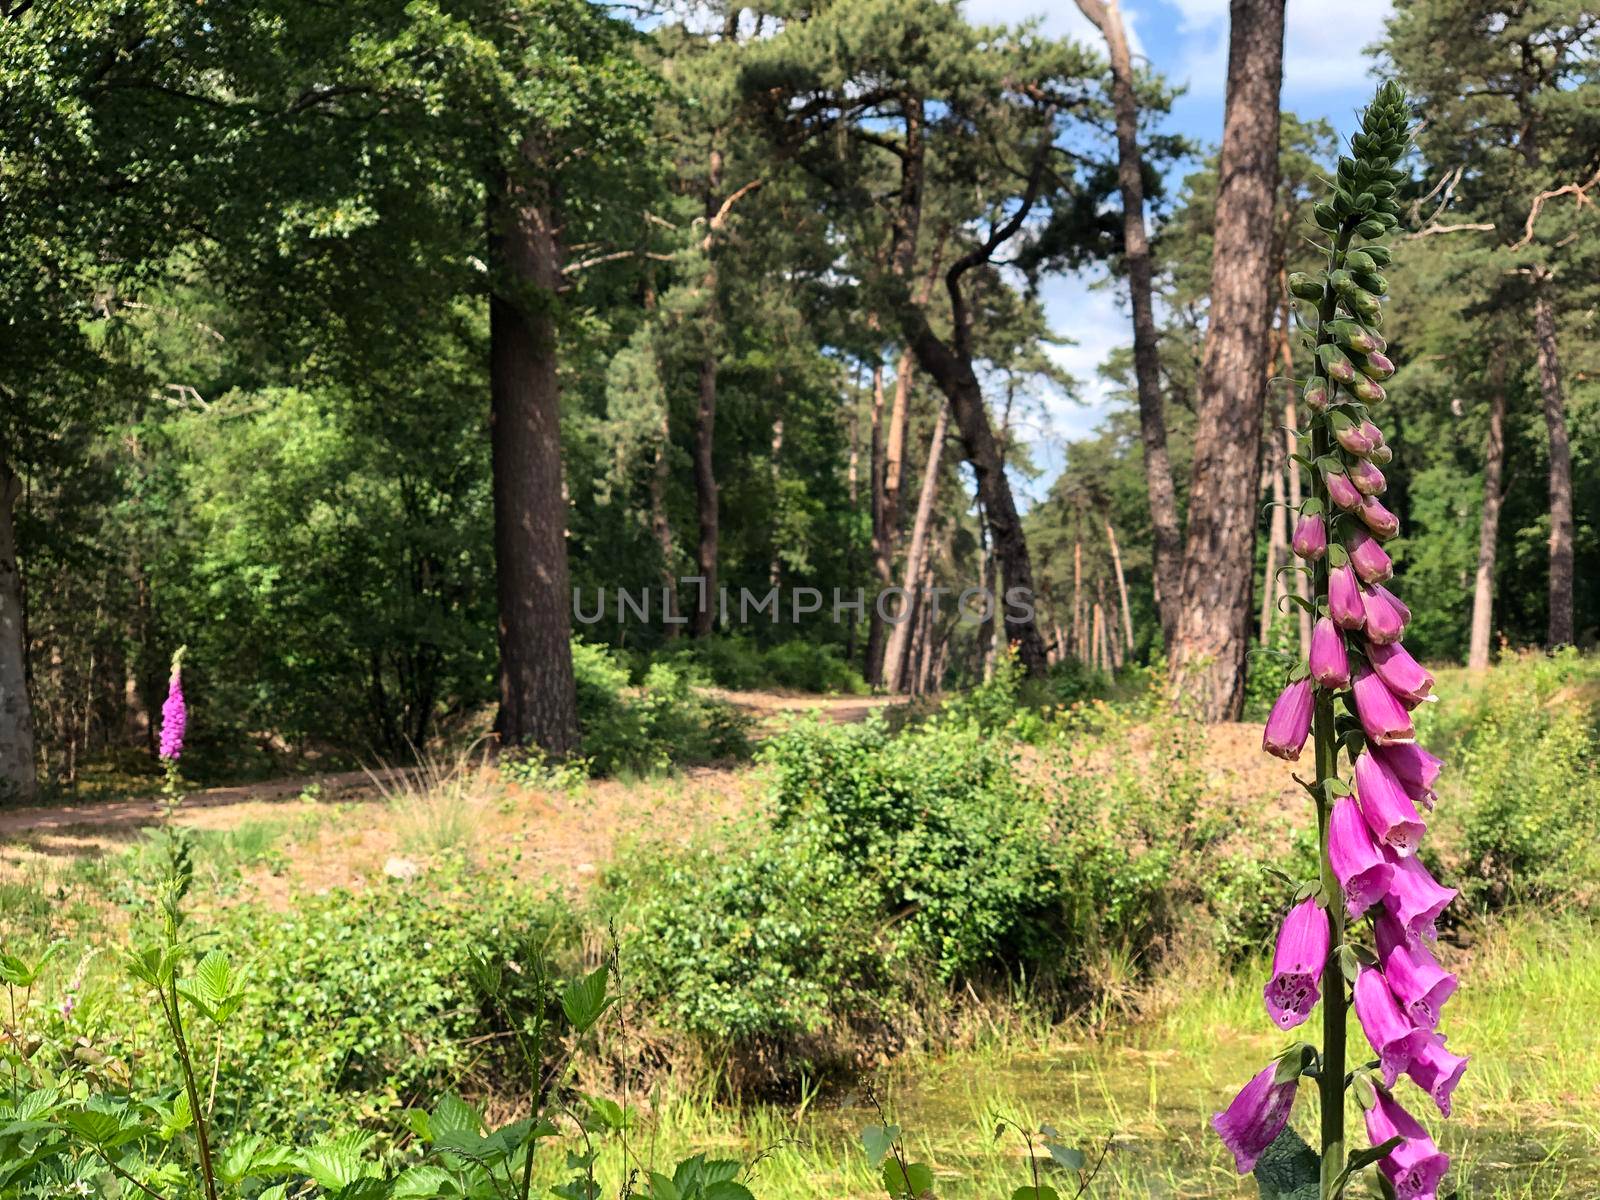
[769,417,784,588]
[651,408,678,638]
[885,404,950,693]
[1072,541,1085,662]
[1468,360,1507,672]
[1168,0,1286,720]
[1105,520,1135,654]
[978,510,997,681]
[1534,289,1574,647]
[488,165,579,756]
[865,360,889,682]
[0,463,34,802]
[1052,619,1067,666]
[1076,0,1182,649]
[692,349,719,637]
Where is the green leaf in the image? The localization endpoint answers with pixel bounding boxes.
[648,1172,682,1200]
[704,1184,755,1200]
[1252,1125,1320,1200]
[1044,1143,1085,1173]
[560,966,613,1033]
[862,1124,900,1168]
[1011,1189,1060,1200]
[1346,1135,1403,1172]
[881,1160,934,1198]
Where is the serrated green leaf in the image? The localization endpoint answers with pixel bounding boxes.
[1011,1189,1060,1200]
[1252,1125,1320,1200]
[560,966,613,1033]
[862,1125,900,1168]
[881,1159,934,1198]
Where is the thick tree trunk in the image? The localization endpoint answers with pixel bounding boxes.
[1167,0,1285,720]
[1533,290,1574,647]
[1077,0,1181,649]
[1468,362,1507,672]
[904,331,1049,676]
[488,170,579,757]
[885,403,949,693]
[0,463,35,802]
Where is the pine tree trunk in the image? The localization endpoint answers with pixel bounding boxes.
[1105,519,1135,654]
[1076,0,1181,649]
[651,408,678,638]
[692,351,719,637]
[865,361,889,682]
[1167,0,1285,720]
[1468,361,1507,672]
[488,169,579,757]
[1072,541,1085,661]
[0,462,35,802]
[1534,289,1574,647]
[1282,338,1311,655]
[1261,434,1288,644]
[885,403,949,693]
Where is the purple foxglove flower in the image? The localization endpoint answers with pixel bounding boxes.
[1326,469,1363,511]
[1361,583,1411,645]
[1349,458,1387,496]
[1336,421,1378,456]
[1330,564,1366,630]
[1264,897,1329,1029]
[1382,848,1458,942]
[1310,617,1350,689]
[1359,495,1401,540]
[1370,640,1435,706]
[1373,743,1443,810]
[159,662,186,762]
[1329,797,1394,917]
[1364,1087,1450,1199]
[1292,513,1327,562]
[1353,663,1416,746]
[1354,966,1431,1086]
[1406,1034,1470,1118]
[1361,350,1397,380]
[1211,1065,1298,1174]
[1352,377,1388,404]
[1262,678,1314,761]
[1359,420,1385,450]
[1355,749,1426,856]
[1347,528,1394,584]
[1374,910,1457,1029]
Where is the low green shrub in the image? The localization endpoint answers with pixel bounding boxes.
[758,641,869,694]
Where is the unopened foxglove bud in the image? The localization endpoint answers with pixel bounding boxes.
[1310,617,1350,689]
[1347,528,1394,583]
[1359,351,1396,380]
[1351,376,1387,404]
[1369,442,1393,466]
[1319,344,1357,384]
[1350,458,1386,496]
[1304,378,1330,412]
[1292,513,1327,561]
[1359,495,1400,540]
[1326,469,1363,512]
[1361,582,1411,645]
[1330,563,1367,630]
[1289,272,1324,301]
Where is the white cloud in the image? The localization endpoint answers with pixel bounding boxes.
[1167,0,1391,99]
[960,0,1146,57]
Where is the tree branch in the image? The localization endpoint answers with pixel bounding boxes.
[1509,163,1600,250]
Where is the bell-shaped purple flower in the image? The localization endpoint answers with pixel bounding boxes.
[1359,495,1401,540]
[1262,678,1314,761]
[1309,617,1350,689]
[1406,1034,1470,1118]
[159,661,186,763]
[1364,1087,1451,1199]
[1349,458,1387,496]
[1369,640,1434,706]
[1336,421,1378,456]
[1326,469,1363,511]
[1354,966,1431,1086]
[1329,797,1394,917]
[1347,528,1394,584]
[1211,1065,1298,1174]
[1264,897,1330,1030]
[1374,911,1457,1029]
[1361,583,1411,645]
[1330,564,1366,630]
[1373,743,1443,810]
[1382,849,1457,942]
[1355,750,1426,856]
[1353,663,1416,746]
[1292,513,1327,562]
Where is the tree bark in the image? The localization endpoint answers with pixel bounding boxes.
[885,403,949,693]
[1533,289,1574,647]
[1105,520,1134,654]
[1282,339,1311,656]
[488,162,579,757]
[865,360,889,682]
[0,462,35,802]
[1167,0,1286,720]
[1261,430,1288,644]
[651,408,678,637]
[1468,361,1507,672]
[1072,541,1085,662]
[1076,0,1181,649]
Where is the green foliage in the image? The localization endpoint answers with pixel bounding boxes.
[573,642,752,776]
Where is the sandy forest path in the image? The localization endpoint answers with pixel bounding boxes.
[0,690,921,899]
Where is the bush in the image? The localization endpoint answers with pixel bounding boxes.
[641,636,868,695]
[759,640,868,694]
[572,641,752,776]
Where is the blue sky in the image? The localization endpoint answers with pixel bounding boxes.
[959,0,1396,500]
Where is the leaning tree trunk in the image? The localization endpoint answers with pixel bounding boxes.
[0,462,35,802]
[1468,361,1507,672]
[1167,0,1286,720]
[1076,0,1182,650]
[885,403,950,693]
[488,166,579,757]
[1533,289,1574,648]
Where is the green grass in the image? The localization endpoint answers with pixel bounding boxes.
[557,912,1600,1199]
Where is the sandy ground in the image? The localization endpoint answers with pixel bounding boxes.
[0,693,1304,911]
